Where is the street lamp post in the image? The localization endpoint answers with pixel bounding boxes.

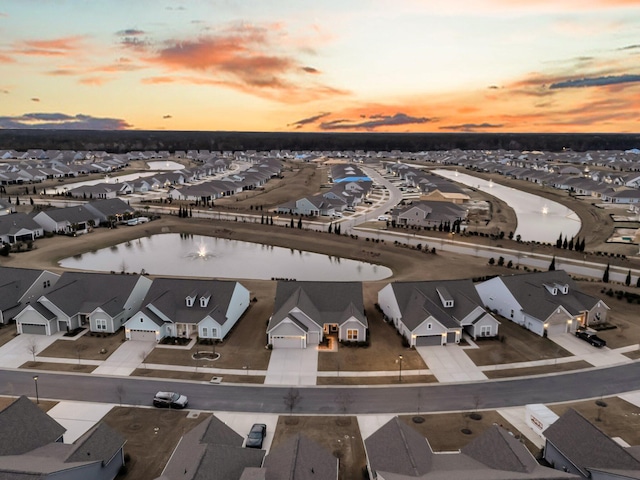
[33,375,39,404]
[398,355,403,383]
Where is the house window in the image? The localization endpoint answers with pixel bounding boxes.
[347,329,358,341]
[480,325,491,337]
[96,319,107,331]
[510,309,514,318]
[211,328,217,338]
[186,297,194,307]
[202,327,208,337]
[427,323,432,330]
[43,280,50,288]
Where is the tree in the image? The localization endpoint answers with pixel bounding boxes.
[30,197,34,206]
[283,388,301,415]
[562,236,568,249]
[290,218,294,228]
[568,237,574,250]
[116,383,126,406]
[556,233,563,248]
[75,343,88,366]
[603,263,610,283]
[297,217,302,229]
[549,256,556,271]
[328,223,332,234]
[626,270,631,287]
[27,338,38,363]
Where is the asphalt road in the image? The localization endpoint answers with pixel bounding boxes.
[4,361,639,414]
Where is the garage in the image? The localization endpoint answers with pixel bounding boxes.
[21,324,47,335]
[545,322,568,336]
[415,335,442,347]
[129,330,157,342]
[271,335,304,349]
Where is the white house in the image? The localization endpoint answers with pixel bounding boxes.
[124,278,250,342]
[267,281,368,349]
[475,270,609,337]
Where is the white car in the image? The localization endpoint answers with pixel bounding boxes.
[332,212,343,218]
[377,215,389,222]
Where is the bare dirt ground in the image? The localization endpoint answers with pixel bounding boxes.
[483,360,592,379]
[0,324,17,348]
[271,415,366,480]
[102,407,205,480]
[39,329,125,361]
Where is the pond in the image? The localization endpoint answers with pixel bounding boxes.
[434,169,581,243]
[59,234,393,281]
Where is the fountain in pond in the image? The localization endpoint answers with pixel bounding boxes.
[186,238,216,260]
[542,205,549,215]
[488,179,494,187]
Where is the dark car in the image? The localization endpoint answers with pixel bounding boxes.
[575,330,606,348]
[153,391,188,409]
[245,423,267,449]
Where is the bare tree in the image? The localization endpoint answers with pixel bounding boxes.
[75,343,88,365]
[27,338,39,363]
[139,349,148,369]
[283,388,301,416]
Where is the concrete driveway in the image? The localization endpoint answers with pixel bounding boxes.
[0,332,62,368]
[416,346,487,383]
[47,401,114,443]
[264,348,318,385]
[92,340,155,376]
[215,411,279,452]
[549,333,632,367]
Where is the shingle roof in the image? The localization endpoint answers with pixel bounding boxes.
[0,267,44,312]
[0,213,42,236]
[65,422,125,464]
[544,409,640,476]
[0,396,65,456]
[461,425,538,473]
[263,434,337,480]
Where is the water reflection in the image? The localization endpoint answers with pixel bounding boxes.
[59,234,392,281]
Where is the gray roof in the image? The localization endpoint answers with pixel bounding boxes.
[263,434,337,480]
[0,213,42,236]
[269,281,366,331]
[499,271,603,321]
[544,409,640,476]
[84,198,134,219]
[65,422,125,464]
[35,205,98,224]
[159,416,264,480]
[461,425,538,473]
[0,267,45,313]
[140,278,241,326]
[40,272,143,317]
[0,396,65,456]
[390,279,486,331]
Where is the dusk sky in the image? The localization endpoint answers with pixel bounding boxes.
[1,1,639,133]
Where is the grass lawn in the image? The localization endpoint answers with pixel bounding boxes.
[272,415,366,480]
[465,317,573,366]
[0,396,57,413]
[144,280,274,370]
[21,361,97,373]
[317,283,427,372]
[39,329,126,361]
[483,360,591,379]
[103,407,205,480]
[0,324,17,348]
[399,410,541,457]
[317,374,436,385]
[624,350,640,360]
[132,368,265,384]
[549,396,640,445]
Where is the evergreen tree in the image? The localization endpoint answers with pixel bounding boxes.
[568,237,574,250]
[549,256,556,271]
[556,233,563,248]
[603,263,610,283]
[297,218,302,229]
[270,216,273,225]
[15,196,20,206]
[290,218,294,228]
[626,270,631,287]
[261,215,264,224]
[189,207,192,217]
[30,197,34,206]
[328,223,332,234]
[562,236,568,249]
[580,238,586,252]
[32,186,36,195]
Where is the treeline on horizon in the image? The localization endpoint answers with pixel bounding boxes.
[0,129,639,154]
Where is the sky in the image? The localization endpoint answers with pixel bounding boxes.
[0,0,639,133]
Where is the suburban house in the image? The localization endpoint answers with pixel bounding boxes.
[390,200,468,229]
[0,266,60,324]
[14,272,152,335]
[475,270,609,337]
[543,409,640,478]
[84,198,136,223]
[0,212,44,244]
[377,279,500,346]
[365,416,577,479]
[124,278,250,342]
[157,415,265,480]
[32,205,102,234]
[260,434,339,479]
[267,281,368,349]
[0,396,125,480]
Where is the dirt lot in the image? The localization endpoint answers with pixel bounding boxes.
[271,415,366,480]
[399,410,540,457]
[483,360,591,379]
[549,396,640,445]
[318,283,426,372]
[21,361,96,373]
[465,317,573,366]
[132,368,265,384]
[317,374,435,385]
[102,407,205,480]
[144,280,274,370]
[39,329,126,361]
[0,395,57,412]
[0,324,17,347]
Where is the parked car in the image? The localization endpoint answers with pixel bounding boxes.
[345,206,356,212]
[331,212,343,218]
[575,330,606,347]
[153,391,188,409]
[377,215,389,222]
[364,200,373,205]
[246,423,267,448]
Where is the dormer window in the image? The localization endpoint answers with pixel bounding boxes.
[186,296,195,307]
[200,294,211,308]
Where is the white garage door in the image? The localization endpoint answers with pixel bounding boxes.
[21,324,47,335]
[272,335,304,349]
[130,330,157,341]
[546,322,568,336]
